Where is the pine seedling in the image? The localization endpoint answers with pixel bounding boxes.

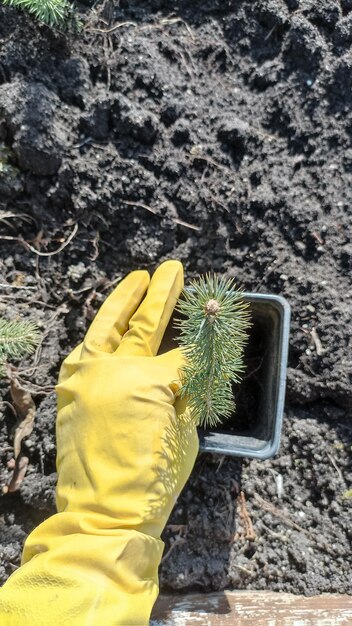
[1,0,71,28]
[175,275,251,428]
[0,318,41,377]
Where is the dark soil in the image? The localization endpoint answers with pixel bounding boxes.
[0,0,351,597]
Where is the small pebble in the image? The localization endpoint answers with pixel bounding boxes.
[306,304,315,313]
[280,274,288,281]
[276,474,284,499]
[295,241,306,252]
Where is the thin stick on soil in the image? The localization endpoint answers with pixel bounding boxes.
[87,15,195,38]
[85,21,137,34]
[311,327,324,356]
[238,491,256,541]
[0,284,37,290]
[121,199,159,215]
[172,217,201,231]
[253,493,309,536]
[122,199,200,231]
[161,536,186,564]
[0,211,33,228]
[232,563,255,576]
[24,223,79,257]
[0,224,78,257]
[186,151,231,174]
[312,231,324,246]
[326,452,344,483]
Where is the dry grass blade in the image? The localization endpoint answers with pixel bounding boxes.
[5,456,29,493]
[10,376,36,458]
[0,211,33,230]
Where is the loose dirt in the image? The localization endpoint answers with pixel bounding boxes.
[0,0,351,595]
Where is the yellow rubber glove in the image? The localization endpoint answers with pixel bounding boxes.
[0,260,198,626]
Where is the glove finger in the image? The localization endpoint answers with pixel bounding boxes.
[117,260,183,357]
[81,270,150,358]
[57,343,83,384]
[156,348,185,395]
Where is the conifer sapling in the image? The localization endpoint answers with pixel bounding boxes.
[1,0,71,28]
[175,275,251,428]
[0,318,41,376]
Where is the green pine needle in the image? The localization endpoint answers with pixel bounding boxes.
[1,0,70,27]
[0,318,41,376]
[175,275,251,428]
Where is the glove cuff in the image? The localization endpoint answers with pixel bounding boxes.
[0,512,163,626]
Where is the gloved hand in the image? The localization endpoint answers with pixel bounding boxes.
[0,260,198,626]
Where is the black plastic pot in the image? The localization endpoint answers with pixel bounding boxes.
[199,293,291,460]
[159,291,290,461]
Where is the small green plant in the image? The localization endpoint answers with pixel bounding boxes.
[175,275,251,428]
[1,0,71,27]
[0,318,41,376]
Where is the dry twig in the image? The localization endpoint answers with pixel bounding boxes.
[232,563,255,576]
[85,20,136,34]
[310,327,324,356]
[326,452,344,482]
[186,150,231,174]
[312,231,324,246]
[253,493,309,536]
[0,223,79,257]
[161,536,186,564]
[237,491,256,541]
[122,199,200,231]
[24,223,79,257]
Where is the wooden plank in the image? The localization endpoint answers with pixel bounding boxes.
[151,591,352,626]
